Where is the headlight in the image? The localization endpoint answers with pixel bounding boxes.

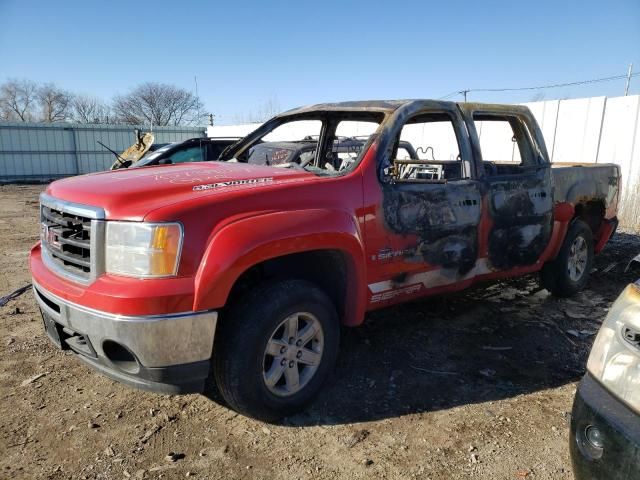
[587,282,640,413]
[105,222,183,277]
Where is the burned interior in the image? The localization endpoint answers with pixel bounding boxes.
[220,106,389,175]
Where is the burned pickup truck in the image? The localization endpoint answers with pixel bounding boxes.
[30,100,620,421]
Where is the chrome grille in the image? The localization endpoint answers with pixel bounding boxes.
[41,205,92,276]
[40,193,105,283]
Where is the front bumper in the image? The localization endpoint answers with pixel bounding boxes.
[32,280,217,394]
[570,373,640,480]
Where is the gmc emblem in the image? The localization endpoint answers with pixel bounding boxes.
[42,225,61,248]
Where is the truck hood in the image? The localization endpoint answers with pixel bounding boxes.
[47,162,314,220]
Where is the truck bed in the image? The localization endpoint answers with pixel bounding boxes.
[551,162,620,209]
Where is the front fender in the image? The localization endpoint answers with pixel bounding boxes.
[192,209,368,325]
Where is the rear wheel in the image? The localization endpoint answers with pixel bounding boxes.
[541,219,594,297]
[213,279,340,422]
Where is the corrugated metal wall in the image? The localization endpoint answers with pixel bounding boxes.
[0,123,206,181]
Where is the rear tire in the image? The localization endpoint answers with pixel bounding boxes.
[213,279,340,422]
[540,219,594,297]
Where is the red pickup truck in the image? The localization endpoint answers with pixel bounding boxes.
[30,100,620,421]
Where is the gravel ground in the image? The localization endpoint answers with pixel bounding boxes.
[1,183,639,480]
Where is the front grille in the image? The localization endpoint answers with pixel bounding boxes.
[41,205,92,277]
[39,194,105,283]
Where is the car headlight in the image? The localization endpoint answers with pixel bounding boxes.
[105,222,183,277]
[587,282,640,413]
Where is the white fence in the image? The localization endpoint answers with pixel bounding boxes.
[0,123,206,182]
[523,95,639,228]
[209,95,640,229]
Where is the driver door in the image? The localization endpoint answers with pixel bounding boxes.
[364,104,483,307]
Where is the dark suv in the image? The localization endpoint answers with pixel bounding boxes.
[132,137,240,168]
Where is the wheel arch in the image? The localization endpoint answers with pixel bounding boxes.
[193,209,368,326]
[546,197,613,262]
[572,199,616,254]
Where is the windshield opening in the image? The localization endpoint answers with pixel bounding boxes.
[225,112,386,176]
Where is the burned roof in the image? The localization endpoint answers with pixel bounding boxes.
[278,99,533,118]
[280,100,412,115]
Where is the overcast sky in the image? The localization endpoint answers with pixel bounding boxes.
[1,0,639,124]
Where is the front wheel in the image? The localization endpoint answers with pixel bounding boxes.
[213,280,340,422]
[541,219,594,297]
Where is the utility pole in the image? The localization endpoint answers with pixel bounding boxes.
[459,90,468,102]
[625,63,633,96]
[194,76,201,122]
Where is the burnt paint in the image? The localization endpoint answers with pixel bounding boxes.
[485,168,554,269]
[456,103,558,271]
[382,181,482,274]
[552,164,620,211]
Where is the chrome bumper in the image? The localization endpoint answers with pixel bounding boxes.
[32,280,217,393]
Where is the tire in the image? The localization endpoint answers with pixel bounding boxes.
[213,279,340,422]
[540,219,594,297]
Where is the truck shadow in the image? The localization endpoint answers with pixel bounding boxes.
[205,231,640,426]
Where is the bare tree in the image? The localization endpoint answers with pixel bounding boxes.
[0,78,38,121]
[1,79,208,126]
[72,95,111,124]
[112,82,204,126]
[37,83,73,122]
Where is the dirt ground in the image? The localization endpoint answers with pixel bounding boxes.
[1,184,639,480]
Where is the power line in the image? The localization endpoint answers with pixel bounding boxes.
[438,71,640,100]
[438,90,461,100]
[468,72,639,93]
